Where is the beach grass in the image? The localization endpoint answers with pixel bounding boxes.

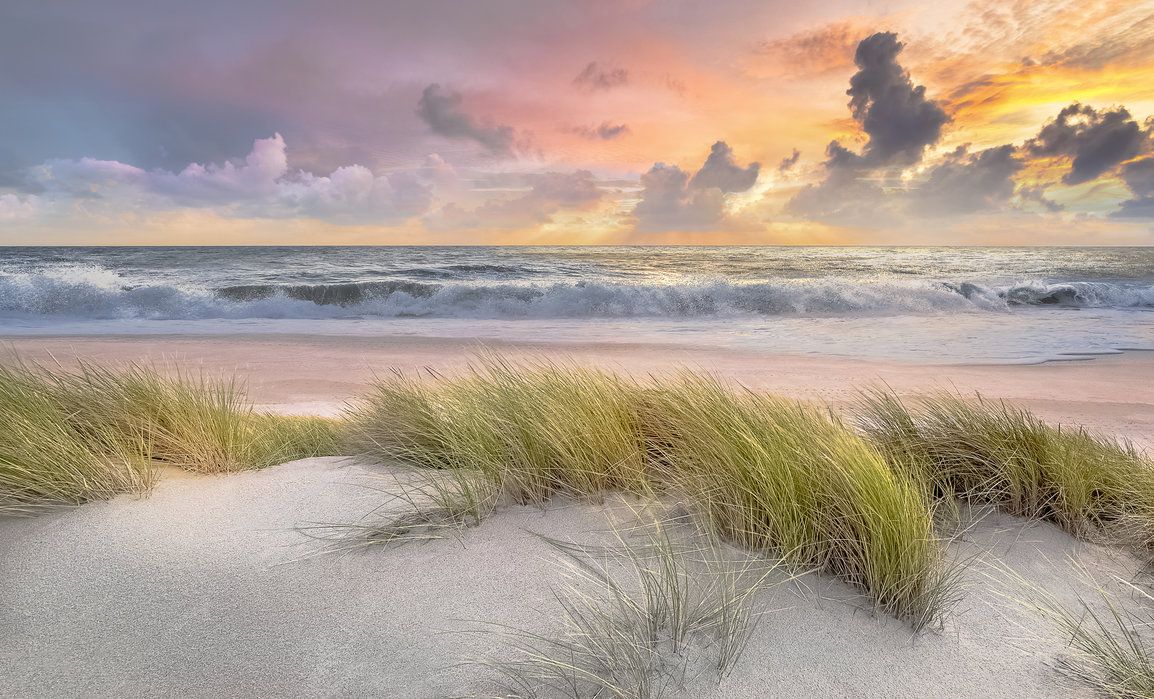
[344,359,652,503]
[1002,561,1154,699]
[0,361,341,514]
[647,375,955,628]
[472,514,779,698]
[344,358,956,627]
[856,390,1154,549]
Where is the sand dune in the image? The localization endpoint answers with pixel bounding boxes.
[1,456,1141,697]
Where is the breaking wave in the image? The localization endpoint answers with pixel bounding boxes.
[1,266,1152,321]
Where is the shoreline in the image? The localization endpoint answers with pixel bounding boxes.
[3,331,1153,449]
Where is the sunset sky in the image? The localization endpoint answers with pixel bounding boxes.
[2,0,1153,245]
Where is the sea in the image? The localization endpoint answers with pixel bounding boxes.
[1,246,1153,364]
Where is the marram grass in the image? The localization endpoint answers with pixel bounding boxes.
[646,376,954,628]
[0,361,341,514]
[855,390,1154,549]
[344,358,957,627]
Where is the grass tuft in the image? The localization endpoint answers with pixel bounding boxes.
[345,358,652,504]
[0,361,341,514]
[649,375,955,628]
[1005,562,1154,698]
[470,514,779,698]
[856,390,1154,549]
[296,467,499,552]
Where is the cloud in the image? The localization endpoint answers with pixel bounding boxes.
[1113,155,1154,217]
[905,145,1023,216]
[778,149,801,173]
[416,84,516,156]
[753,22,863,77]
[573,62,628,91]
[788,32,952,223]
[845,32,950,168]
[789,144,1024,223]
[1121,155,1154,198]
[1025,103,1151,185]
[786,156,890,225]
[633,163,726,232]
[568,122,630,140]
[633,141,757,232]
[432,170,602,230]
[0,193,39,221]
[689,141,760,193]
[276,166,432,222]
[28,134,433,223]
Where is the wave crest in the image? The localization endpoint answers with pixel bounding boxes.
[1,268,1151,321]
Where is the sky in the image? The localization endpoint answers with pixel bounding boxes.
[1,0,1153,245]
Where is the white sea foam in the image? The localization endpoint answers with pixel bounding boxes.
[2,265,1152,321]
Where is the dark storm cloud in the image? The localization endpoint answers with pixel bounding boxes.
[573,62,629,91]
[1113,155,1154,218]
[789,143,1024,223]
[633,141,756,232]
[777,149,801,173]
[788,32,952,223]
[1121,156,1154,198]
[689,141,760,193]
[906,145,1023,216]
[1025,103,1152,185]
[416,84,517,156]
[844,32,950,167]
[568,122,631,140]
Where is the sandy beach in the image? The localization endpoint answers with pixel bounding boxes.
[7,0,1154,693]
[2,455,1141,698]
[2,334,1154,696]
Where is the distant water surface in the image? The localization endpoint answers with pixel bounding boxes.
[1,246,1152,364]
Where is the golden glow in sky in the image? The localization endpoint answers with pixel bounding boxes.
[1,0,1153,244]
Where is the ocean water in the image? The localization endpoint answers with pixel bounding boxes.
[1,246,1153,364]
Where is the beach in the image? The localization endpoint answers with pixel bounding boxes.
[2,455,1141,698]
[3,333,1154,696]
[5,333,1153,448]
[4,247,1154,697]
[7,0,1154,692]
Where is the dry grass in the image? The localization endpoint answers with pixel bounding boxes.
[1004,562,1154,698]
[469,514,781,698]
[0,361,341,514]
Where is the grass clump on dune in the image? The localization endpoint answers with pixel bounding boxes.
[345,359,651,503]
[648,376,952,628]
[345,359,955,627]
[1003,561,1154,699]
[0,361,341,514]
[856,390,1154,547]
[0,364,152,515]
